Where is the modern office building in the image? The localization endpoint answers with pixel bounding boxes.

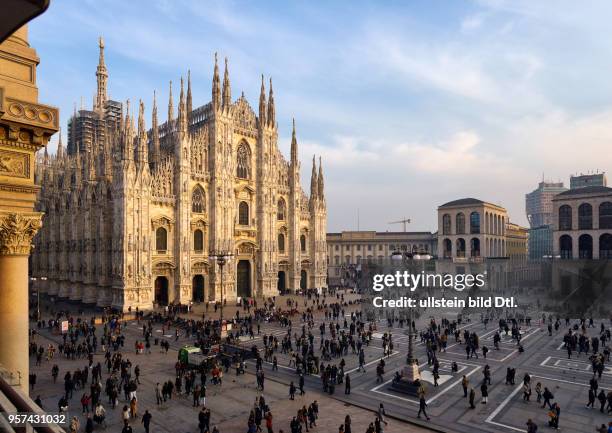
[570,172,607,190]
[525,181,567,259]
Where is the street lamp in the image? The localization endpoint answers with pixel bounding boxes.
[209,250,234,336]
[29,276,46,320]
[390,251,431,395]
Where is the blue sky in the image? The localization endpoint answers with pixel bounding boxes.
[30,0,612,232]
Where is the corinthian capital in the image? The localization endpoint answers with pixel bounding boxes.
[0,211,43,256]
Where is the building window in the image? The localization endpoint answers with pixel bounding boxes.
[470,212,480,234]
[236,142,251,179]
[470,238,480,257]
[277,198,286,221]
[335,245,339,251]
[559,205,572,230]
[357,245,361,251]
[300,235,306,252]
[278,233,285,253]
[600,202,612,229]
[378,245,383,251]
[456,238,466,257]
[443,239,452,258]
[345,255,350,264]
[578,203,593,230]
[456,213,465,234]
[368,245,372,251]
[442,214,451,235]
[559,234,572,259]
[192,186,205,213]
[156,227,167,252]
[193,229,204,252]
[599,233,612,259]
[238,201,249,225]
[334,256,339,265]
[578,234,592,259]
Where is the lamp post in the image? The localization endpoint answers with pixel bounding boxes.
[390,250,431,395]
[209,250,234,335]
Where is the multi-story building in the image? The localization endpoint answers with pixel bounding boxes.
[30,39,327,311]
[552,186,612,259]
[525,181,567,260]
[506,222,528,259]
[326,231,437,284]
[570,172,607,190]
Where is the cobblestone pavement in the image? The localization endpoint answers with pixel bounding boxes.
[29,293,612,433]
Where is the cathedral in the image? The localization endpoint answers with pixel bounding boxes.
[30,38,327,311]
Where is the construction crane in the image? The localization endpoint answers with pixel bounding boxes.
[388,218,411,232]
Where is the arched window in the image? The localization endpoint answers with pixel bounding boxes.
[456,238,466,257]
[277,198,286,221]
[470,238,480,257]
[470,212,480,234]
[599,233,612,259]
[236,142,251,179]
[156,227,167,252]
[238,201,249,225]
[442,214,451,235]
[278,233,285,253]
[559,205,572,230]
[559,234,572,259]
[456,213,465,234]
[192,186,205,213]
[600,202,612,229]
[578,203,592,230]
[193,229,204,252]
[443,239,452,258]
[578,234,592,259]
[300,235,306,252]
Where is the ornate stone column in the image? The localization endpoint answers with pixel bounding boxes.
[0,26,58,391]
[0,211,41,389]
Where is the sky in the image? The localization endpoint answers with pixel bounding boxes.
[29,0,612,232]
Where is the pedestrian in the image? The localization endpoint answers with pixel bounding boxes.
[121,420,133,433]
[461,375,468,397]
[526,418,537,433]
[345,374,351,395]
[469,388,476,409]
[481,382,488,404]
[417,394,430,420]
[541,387,554,409]
[69,416,79,433]
[85,414,94,433]
[289,381,296,400]
[141,410,152,433]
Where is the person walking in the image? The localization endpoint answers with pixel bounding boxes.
[469,388,476,409]
[345,374,351,395]
[417,394,430,420]
[461,375,468,397]
[481,382,488,404]
[541,387,554,409]
[141,410,152,433]
[289,381,296,400]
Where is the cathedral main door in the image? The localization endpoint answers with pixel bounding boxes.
[154,276,169,306]
[192,275,205,302]
[277,271,286,294]
[300,270,307,291]
[237,260,251,298]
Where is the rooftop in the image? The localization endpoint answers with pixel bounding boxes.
[555,185,612,198]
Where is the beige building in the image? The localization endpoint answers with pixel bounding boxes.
[506,222,528,259]
[326,231,436,284]
[30,40,327,311]
[0,26,57,390]
[438,198,510,260]
[552,185,612,259]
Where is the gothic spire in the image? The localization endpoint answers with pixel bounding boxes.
[178,76,187,135]
[290,118,298,163]
[186,69,193,115]
[258,74,266,127]
[57,127,64,159]
[267,77,275,128]
[212,53,221,110]
[167,80,174,124]
[318,156,324,199]
[310,155,318,200]
[152,90,160,163]
[222,57,231,110]
[95,36,108,112]
[136,99,148,164]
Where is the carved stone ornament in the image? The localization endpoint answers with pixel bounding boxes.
[0,212,42,255]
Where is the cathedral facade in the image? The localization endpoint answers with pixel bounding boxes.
[30,39,327,311]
